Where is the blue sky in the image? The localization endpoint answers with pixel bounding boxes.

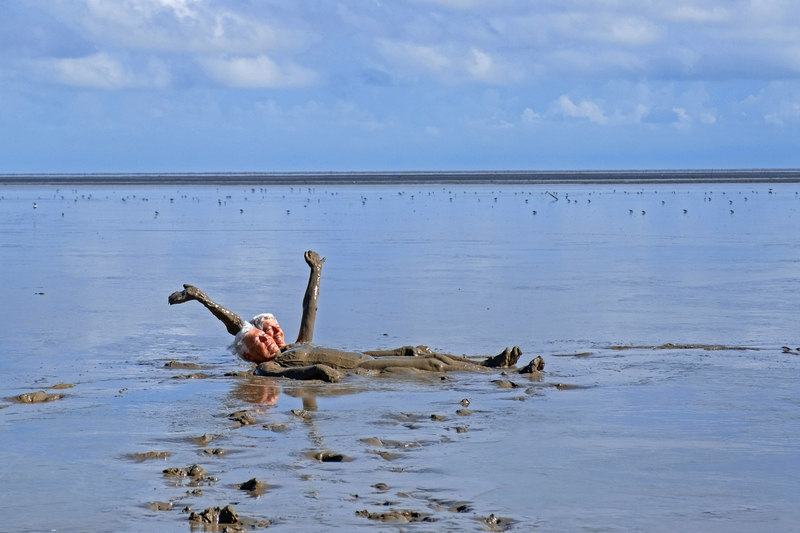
[1,0,799,172]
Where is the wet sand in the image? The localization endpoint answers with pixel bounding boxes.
[2,182,800,531]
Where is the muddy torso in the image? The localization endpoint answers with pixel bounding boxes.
[275,344,374,370]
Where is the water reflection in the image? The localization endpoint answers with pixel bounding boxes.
[230,376,280,406]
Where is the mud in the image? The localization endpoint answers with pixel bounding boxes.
[493,380,519,388]
[460,398,471,407]
[430,414,446,421]
[454,426,469,433]
[236,478,271,496]
[149,502,173,511]
[163,464,207,479]
[50,383,75,389]
[202,448,227,456]
[164,361,201,369]
[254,362,343,383]
[188,504,239,525]
[172,372,213,380]
[479,513,515,531]
[372,483,391,491]
[263,422,289,432]
[130,451,171,462]
[609,343,757,351]
[553,352,593,357]
[193,433,216,446]
[519,356,545,373]
[291,408,311,420]
[355,509,435,522]
[306,450,352,462]
[14,391,61,403]
[456,409,474,416]
[228,410,256,426]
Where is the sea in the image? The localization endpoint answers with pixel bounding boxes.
[1,181,799,532]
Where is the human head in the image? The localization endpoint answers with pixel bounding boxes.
[251,313,285,349]
[233,323,279,364]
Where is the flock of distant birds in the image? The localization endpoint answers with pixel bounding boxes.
[19,186,796,219]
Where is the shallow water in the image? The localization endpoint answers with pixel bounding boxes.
[1,182,799,531]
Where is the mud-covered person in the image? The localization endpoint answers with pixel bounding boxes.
[168,251,540,381]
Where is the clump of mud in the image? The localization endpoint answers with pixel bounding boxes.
[172,373,213,380]
[188,504,239,525]
[519,356,545,373]
[130,451,171,462]
[50,383,75,389]
[305,450,352,462]
[228,410,256,426]
[164,361,201,369]
[149,502,173,511]
[202,448,227,456]
[15,391,61,403]
[479,513,515,531]
[355,509,435,523]
[162,464,217,484]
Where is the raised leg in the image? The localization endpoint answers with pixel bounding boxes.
[295,251,326,344]
[168,284,244,336]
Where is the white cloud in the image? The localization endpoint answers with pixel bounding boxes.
[48,53,169,89]
[202,55,316,88]
[665,6,729,23]
[520,107,540,124]
[377,40,522,83]
[555,95,609,124]
[76,0,308,54]
[425,125,440,136]
[672,107,692,131]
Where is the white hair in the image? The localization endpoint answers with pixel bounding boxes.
[250,313,275,330]
[230,322,255,360]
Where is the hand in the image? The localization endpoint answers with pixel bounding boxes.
[304,250,326,269]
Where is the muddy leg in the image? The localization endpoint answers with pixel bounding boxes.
[168,284,244,336]
[295,251,326,344]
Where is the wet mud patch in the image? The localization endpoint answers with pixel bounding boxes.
[129,451,171,462]
[188,505,269,530]
[162,464,218,485]
[492,380,519,389]
[553,352,593,357]
[355,509,435,523]
[164,361,204,369]
[235,477,275,496]
[304,450,352,462]
[14,391,62,403]
[609,343,758,351]
[192,433,218,446]
[50,382,75,389]
[263,422,289,432]
[456,409,474,416]
[371,483,391,491]
[172,372,213,380]
[359,437,422,449]
[478,514,515,531]
[148,502,174,511]
[367,450,402,461]
[228,410,256,426]
[201,448,228,457]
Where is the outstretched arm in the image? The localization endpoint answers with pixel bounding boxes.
[295,250,325,343]
[168,284,244,336]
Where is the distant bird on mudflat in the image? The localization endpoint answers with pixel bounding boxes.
[683,209,687,213]
[33,203,37,208]
[642,211,646,215]
[629,209,633,214]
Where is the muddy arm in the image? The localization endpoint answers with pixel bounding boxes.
[296,251,326,344]
[168,284,244,336]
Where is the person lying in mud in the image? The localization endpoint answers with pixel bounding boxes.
[168,251,543,382]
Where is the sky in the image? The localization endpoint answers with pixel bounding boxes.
[1,0,799,172]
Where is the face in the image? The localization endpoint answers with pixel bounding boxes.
[242,328,279,364]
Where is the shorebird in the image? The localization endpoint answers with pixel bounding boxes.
[33,203,37,208]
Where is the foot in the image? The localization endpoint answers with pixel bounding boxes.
[304,250,326,270]
[168,284,201,305]
[482,346,522,368]
[519,356,545,373]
